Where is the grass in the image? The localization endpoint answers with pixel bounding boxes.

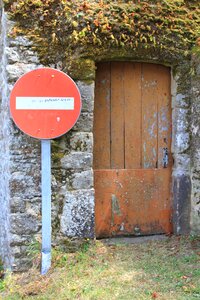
[0,235,199,300]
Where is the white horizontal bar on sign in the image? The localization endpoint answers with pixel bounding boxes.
[16,97,74,110]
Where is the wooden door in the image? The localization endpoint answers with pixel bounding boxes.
[94,62,172,237]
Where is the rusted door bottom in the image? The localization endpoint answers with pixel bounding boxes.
[95,169,172,238]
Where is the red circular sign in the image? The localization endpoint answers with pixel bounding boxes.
[10,68,81,139]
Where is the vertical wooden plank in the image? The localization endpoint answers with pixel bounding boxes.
[141,63,158,169]
[93,63,111,169]
[95,170,112,237]
[157,65,172,168]
[110,62,125,169]
[124,62,142,169]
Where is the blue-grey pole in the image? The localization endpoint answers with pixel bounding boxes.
[41,139,51,275]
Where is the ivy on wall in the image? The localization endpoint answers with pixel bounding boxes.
[3,0,200,76]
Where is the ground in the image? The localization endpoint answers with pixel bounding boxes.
[0,235,200,300]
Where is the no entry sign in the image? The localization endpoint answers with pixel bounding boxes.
[10,68,81,139]
[10,68,82,275]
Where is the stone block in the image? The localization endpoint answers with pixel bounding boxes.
[191,123,199,137]
[20,49,40,64]
[175,94,189,108]
[70,132,93,152]
[172,132,190,153]
[193,151,200,172]
[12,257,32,272]
[73,112,93,132]
[25,201,41,217]
[5,47,20,63]
[172,108,189,132]
[10,213,40,235]
[61,152,93,170]
[76,81,94,112]
[190,207,200,234]
[173,175,191,235]
[10,172,40,198]
[11,246,21,257]
[171,75,177,96]
[172,88,189,108]
[173,154,190,176]
[6,63,42,82]
[71,170,93,190]
[10,234,32,246]
[172,108,190,153]
[10,196,26,213]
[60,189,95,238]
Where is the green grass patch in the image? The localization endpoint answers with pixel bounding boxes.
[0,258,5,293]
[0,236,199,300]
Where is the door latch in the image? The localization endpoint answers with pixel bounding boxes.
[163,147,168,168]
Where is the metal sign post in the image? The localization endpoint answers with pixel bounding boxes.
[10,68,82,275]
[41,139,51,275]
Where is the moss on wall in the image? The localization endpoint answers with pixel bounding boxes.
[4,0,200,78]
